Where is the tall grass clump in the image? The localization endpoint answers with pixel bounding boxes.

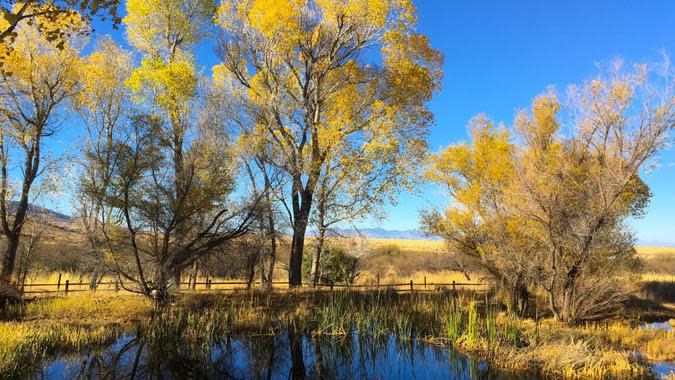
[445,302,464,342]
[466,302,479,344]
[0,322,118,378]
[485,304,498,347]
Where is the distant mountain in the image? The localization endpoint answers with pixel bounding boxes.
[324,228,441,240]
[7,202,75,230]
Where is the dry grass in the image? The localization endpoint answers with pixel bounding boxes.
[365,238,446,252]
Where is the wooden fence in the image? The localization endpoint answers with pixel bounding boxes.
[19,273,484,296]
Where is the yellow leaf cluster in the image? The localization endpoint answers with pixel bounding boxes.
[126,57,197,115]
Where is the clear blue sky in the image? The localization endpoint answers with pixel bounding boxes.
[57,1,675,245]
[368,0,675,246]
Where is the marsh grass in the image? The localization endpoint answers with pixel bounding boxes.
[1,290,672,379]
[0,322,120,378]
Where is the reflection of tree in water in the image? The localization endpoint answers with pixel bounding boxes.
[35,330,512,379]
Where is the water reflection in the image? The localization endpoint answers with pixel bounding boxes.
[36,331,526,379]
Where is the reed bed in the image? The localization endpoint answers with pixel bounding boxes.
[1,290,672,379]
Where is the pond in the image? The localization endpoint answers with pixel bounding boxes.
[35,331,533,380]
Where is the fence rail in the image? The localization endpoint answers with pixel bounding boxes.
[18,274,485,296]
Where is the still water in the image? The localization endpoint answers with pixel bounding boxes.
[35,331,530,380]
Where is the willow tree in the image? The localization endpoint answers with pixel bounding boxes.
[422,117,537,316]
[510,64,673,323]
[216,0,442,286]
[0,19,80,285]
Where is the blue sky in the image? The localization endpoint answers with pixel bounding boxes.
[371,0,675,246]
[55,1,675,245]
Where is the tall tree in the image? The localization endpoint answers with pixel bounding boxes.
[510,63,673,322]
[78,0,255,305]
[124,0,216,288]
[72,36,133,290]
[216,0,442,286]
[0,19,80,284]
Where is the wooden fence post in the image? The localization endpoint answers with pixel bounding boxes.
[64,280,70,296]
[56,273,62,290]
[207,279,212,290]
[409,280,413,291]
[452,280,456,292]
[376,273,380,288]
[205,274,209,290]
[114,280,119,292]
[424,276,427,289]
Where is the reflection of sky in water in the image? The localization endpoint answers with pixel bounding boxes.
[34,330,675,379]
[38,332,526,379]
[653,362,675,379]
[640,321,673,332]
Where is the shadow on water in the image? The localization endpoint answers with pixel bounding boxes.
[34,330,534,380]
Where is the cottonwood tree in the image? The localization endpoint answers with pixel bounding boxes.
[77,0,256,305]
[124,0,217,288]
[0,20,80,285]
[216,0,442,286]
[510,63,673,323]
[73,36,132,291]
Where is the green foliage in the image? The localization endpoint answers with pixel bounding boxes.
[304,245,359,285]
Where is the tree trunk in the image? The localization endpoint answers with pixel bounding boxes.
[289,201,311,287]
[547,289,560,321]
[172,270,181,290]
[1,233,20,284]
[266,234,276,289]
[189,261,198,290]
[288,171,317,287]
[154,268,172,309]
[310,228,326,288]
[88,270,99,291]
[507,275,529,317]
[560,266,579,323]
[262,180,276,290]
[246,253,256,289]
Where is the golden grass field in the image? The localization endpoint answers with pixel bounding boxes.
[19,239,674,295]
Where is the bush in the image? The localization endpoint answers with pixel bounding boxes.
[303,245,359,284]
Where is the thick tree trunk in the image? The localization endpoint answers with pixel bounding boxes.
[289,203,311,287]
[507,276,529,317]
[1,234,20,284]
[555,265,579,323]
[288,165,318,287]
[154,268,172,309]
